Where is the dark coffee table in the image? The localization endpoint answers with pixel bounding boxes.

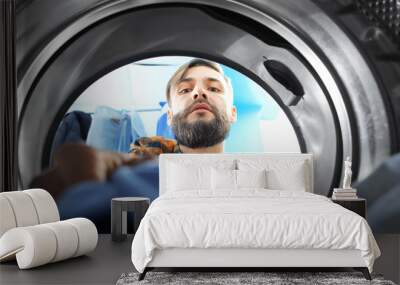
[111,197,150,242]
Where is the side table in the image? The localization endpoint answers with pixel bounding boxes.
[331,197,367,218]
[111,197,150,242]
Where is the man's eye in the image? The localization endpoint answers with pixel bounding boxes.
[178,88,192,94]
[208,87,221,92]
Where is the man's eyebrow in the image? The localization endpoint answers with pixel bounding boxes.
[205,77,223,83]
[176,77,194,84]
[176,77,223,85]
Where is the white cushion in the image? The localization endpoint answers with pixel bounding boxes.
[238,159,308,191]
[211,168,236,190]
[165,158,236,193]
[0,192,39,227]
[236,169,268,189]
[267,167,306,191]
[42,221,79,262]
[0,189,60,238]
[0,189,98,269]
[167,162,212,192]
[0,225,58,268]
[0,218,97,269]
[0,196,17,237]
[160,154,313,195]
[65,218,98,257]
[23,189,60,224]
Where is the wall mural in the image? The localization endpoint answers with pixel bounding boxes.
[25,55,400,234]
[14,0,400,238]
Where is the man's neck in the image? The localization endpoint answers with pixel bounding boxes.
[179,143,224,154]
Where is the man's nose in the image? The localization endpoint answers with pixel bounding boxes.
[192,87,207,100]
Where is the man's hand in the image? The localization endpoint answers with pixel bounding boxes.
[29,143,154,200]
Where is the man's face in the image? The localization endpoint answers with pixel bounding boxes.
[167,65,237,148]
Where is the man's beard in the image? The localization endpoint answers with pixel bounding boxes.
[171,101,231,148]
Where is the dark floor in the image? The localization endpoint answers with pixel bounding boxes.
[373,234,400,284]
[0,234,134,285]
[0,234,399,285]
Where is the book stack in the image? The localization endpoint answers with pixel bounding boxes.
[332,188,358,200]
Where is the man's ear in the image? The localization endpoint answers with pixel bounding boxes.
[167,109,173,126]
[229,105,237,123]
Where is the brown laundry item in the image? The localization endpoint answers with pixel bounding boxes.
[29,143,154,200]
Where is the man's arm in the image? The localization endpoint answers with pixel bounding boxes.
[29,143,153,200]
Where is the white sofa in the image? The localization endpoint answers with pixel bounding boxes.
[0,189,98,269]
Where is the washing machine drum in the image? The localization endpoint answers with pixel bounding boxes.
[17,0,400,196]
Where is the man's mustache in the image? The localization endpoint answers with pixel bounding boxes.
[181,100,217,118]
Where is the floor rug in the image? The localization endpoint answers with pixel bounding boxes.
[116,271,396,285]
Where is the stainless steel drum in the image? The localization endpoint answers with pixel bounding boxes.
[16,0,400,196]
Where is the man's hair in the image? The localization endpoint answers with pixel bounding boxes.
[166,59,233,106]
